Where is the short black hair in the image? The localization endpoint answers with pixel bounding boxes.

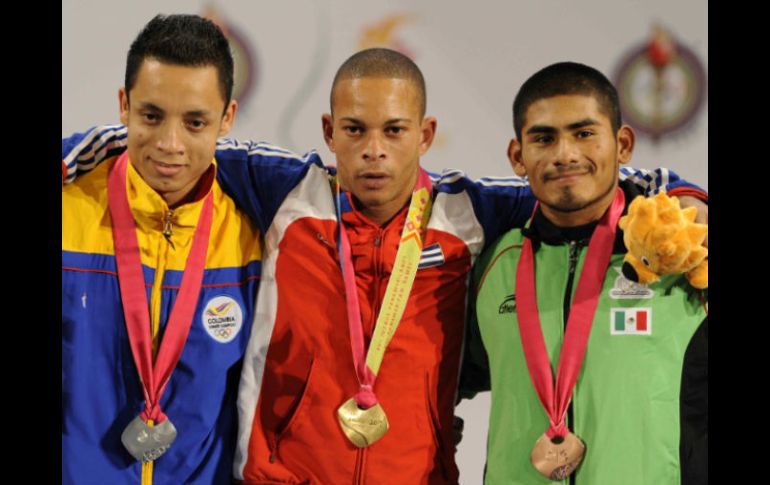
[125,14,234,109]
[331,48,427,117]
[513,62,622,141]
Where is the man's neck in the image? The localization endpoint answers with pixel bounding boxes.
[540,188,617,228]
[162,186,200,209]
[160,168,214,209]
[359,196,410,227]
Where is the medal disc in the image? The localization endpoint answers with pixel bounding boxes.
[337,397,389,448]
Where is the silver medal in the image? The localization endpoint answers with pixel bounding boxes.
[121,415,177,463]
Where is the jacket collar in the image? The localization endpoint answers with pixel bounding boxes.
[521,179,642,254]
[124,158,217,236]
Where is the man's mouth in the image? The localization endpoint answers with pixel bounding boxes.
[151,158,185,177]
[359,172,389,189]
[545,170,589,182]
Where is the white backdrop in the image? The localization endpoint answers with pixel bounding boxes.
[62,1,707,482]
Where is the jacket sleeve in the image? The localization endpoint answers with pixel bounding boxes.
[457,249,494,401]
[62,125,127,184]
[619,166,708,203]
[680,313,708,485]
[61,125,326,234]
[212,138,325,234]
[454,166,707,248]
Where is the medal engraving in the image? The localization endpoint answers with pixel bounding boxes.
[530,431,585,481]
[337,398,389,448]
[121,415,177,463]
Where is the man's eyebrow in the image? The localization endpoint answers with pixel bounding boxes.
[566,118,599,130]
[184,109,212,118]
[137,102,164,112]
[525,118,599,135]
[384,118,411,125]
[526,125,556,135]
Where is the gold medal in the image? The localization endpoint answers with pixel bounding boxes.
[530,431,585,481]
[337,398,389,448]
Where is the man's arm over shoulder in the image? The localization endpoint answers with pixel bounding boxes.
[62,125,127,185]
[213,137,325,233]
[439,165,707,251]
[62,125,327,233]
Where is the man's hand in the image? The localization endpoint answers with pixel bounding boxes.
[679,195,708,248]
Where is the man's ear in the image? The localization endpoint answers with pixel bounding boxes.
[119,87,129,125]
[218,100,238,137]
[508,138,527,177]
[617,125,636,166]
[322,114,335,152]
[418,116,437,156]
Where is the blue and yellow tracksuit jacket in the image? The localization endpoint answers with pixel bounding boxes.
[62,157,262,485]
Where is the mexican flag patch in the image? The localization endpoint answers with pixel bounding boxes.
[610,308,652,335]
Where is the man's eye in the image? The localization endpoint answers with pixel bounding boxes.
[577,130,594,138]
[343,126,362,134]
[188,119,206,130]
[535,135,553,143]
[143,113,160,123]
[386,126,403,135]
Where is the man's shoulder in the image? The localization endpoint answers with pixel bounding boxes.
[474,228,526,279]
[62,156,114,204]
[486,228,526,256]
[215,138,325,171]
[430,168,528,197]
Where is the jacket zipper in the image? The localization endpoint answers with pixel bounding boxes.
[162,209,175,250]
[563,240,579,485]
[354,229,383,485]
[141,210,174,485]
[353,448,366,485]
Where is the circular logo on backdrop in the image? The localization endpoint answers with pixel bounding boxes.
[202,6,258,108]
[613,25,706,142]
[202,295,243,343]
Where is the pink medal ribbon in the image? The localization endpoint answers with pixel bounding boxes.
[516,188,625,479]
[335,168,434,410]
[107,152,214,425]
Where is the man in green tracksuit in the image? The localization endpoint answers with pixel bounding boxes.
[459,62,708,485]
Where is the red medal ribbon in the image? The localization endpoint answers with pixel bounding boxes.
[108,152,214,424]
[336,169,433,409]
[516,188,625,438]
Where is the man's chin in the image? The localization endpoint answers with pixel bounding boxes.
[546,193,595,213]
[353,193,387,210]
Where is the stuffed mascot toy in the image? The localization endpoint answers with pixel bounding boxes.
[618,192,708,289]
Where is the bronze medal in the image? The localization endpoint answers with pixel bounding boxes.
[530,431,585,481]
[337,397,389,448]
[517,191,627,481]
